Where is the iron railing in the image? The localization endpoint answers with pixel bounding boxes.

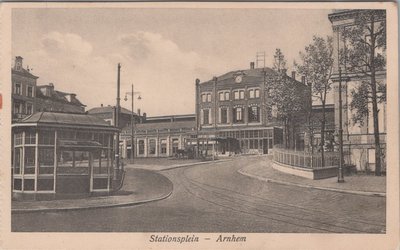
[273,148,339,169]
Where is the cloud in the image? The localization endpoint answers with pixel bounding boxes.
[24,31,227,116]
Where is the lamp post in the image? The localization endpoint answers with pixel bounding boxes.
[114,63,121,181]
[337,66,345,183]
[125,84,141,164]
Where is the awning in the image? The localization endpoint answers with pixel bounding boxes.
[59,139,103,150]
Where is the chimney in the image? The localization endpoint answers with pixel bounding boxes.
[101,104,103,107]
[301,76,306,84]
[46,83,54,97]
[291,71,296,80]
[137,108,141,116]
[14,56,23,71]
[250,62,255,69]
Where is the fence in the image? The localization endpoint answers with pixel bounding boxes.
[273,148,339,169]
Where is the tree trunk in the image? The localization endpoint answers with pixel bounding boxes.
[321,100,326,167]
[369,17,382,176]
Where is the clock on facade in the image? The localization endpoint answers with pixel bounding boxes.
[235,75,243,83]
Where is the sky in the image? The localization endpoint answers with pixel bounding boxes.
[12,8,333,116]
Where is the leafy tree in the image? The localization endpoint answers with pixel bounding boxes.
[296,36,334,166]
[268,49,308,148]
[340,10,386,176]
[272,48,287,73]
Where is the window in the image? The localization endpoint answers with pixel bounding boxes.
[26,104,33,115]
[207,93,212,102]
[248,106,260,122]
[14,148,22,174]
[160,139,167,154]
[220,108,228,124]
[27,86,33,97]
[203,109,210,125]
[234,91,240,100]
[233,107,243,123]
[172,139,179,154]
[249,90,254,99]
[201,94,207,103]
[14,83,21,95]
[240,90,245,99]
[14,132,23,145]
[39,130,55,145]
[25,131,36,144]
[219,91,230,101]
[24,147,36,174]
[14,102,21,114]
[225,92,230,101]
[249,89,260,99]
[149,139,156,155]
[138,140,145,155]
[38,148,54,175]
[219,92,224,101]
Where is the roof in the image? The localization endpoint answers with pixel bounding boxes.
[200,67,305,88]
[12,68,39,79]
[13,112,114,128]
[36,85,86,107]
[123,120,195,132]
[87,106,135,116]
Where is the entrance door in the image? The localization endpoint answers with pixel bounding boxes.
[263,139,268,154]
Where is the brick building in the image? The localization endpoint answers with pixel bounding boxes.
[194,63,309,155]
[11,56,38,122]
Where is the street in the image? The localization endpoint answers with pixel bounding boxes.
[12,157,386,233]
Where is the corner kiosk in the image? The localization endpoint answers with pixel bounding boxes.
[11,111,119,200]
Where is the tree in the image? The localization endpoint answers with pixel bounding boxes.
[268,49,308,148]
[296,36,334,166]
[340,10,386,176]
[272,48,287,73]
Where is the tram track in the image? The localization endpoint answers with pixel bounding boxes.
[177,162,385,233]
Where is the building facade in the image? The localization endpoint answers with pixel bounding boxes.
[11,56,38,122]
[36,83,86,113]
[121,114,196,158]
[329,10,387,172]
[194,64,308,156]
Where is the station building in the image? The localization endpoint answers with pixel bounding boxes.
[193,63,309,156]
[121,114,196,158]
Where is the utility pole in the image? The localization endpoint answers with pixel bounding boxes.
[338,66,345,183]
[125,84,141,164]
[114,63,121,181]
[131,84,134,164]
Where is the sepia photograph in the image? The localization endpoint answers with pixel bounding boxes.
[1,2,399,249]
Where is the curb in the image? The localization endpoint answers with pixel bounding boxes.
[158,158,234,172]
[238,169,386,197]
[12,189,173,214]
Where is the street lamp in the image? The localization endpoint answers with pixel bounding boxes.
[124,84,141,164]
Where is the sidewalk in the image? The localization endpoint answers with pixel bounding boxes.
[12,168,173,213]
[238,157,386,197]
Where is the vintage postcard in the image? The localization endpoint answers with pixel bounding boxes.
[0,2,398,249]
